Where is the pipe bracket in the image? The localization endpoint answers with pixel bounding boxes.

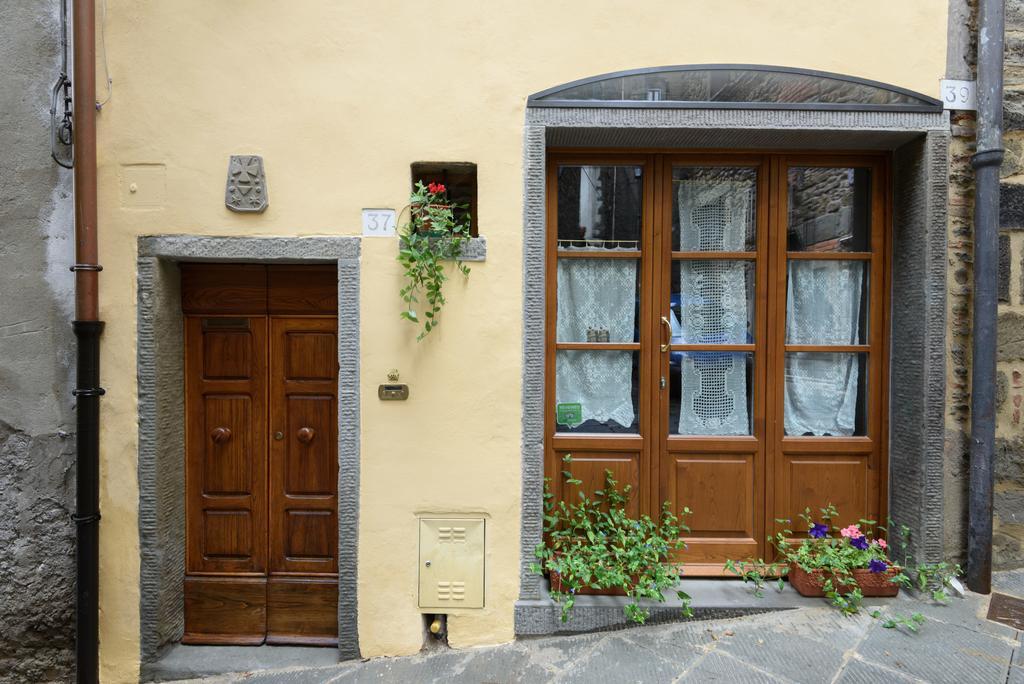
[71,512,101,525]
[70,263,103,272]
[971,147,1005,169]
[72,387,106,397]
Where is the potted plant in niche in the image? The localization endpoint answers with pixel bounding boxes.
[530,455,693,624]
[397,181,472,340]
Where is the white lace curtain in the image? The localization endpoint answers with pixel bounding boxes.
[677,180,752,435]
[555,256,637,429]
[784,261,864,436]
[557,255,634,428]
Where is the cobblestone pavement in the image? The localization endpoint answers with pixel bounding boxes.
[168,571,1024,683]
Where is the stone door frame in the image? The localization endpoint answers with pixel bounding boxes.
[136,236,361,664]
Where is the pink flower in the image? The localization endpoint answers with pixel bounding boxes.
[840,524,863,539]
[876,539,887,549]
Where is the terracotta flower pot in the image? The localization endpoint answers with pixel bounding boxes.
[788,563,901,597]
[412,203,454,234]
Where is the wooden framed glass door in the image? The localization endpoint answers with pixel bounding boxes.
[544,154,655,518]
[656,156,769,573]
[544,151,889,576]
[767,156,889,544]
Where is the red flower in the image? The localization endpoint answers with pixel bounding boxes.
[428,182,446,194]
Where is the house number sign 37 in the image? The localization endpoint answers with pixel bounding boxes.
[940,79,978,111]
[362,209,397,237]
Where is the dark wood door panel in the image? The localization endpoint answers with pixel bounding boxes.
[201,395,253,495]
[183,576,267,645]
[268,265,338,315]
[181,264,268,315]
[186,315,268,575]
[270,316,339,576]
[285,332,337,381]
[266,577,338,646]
[202,329,255,380]
[201,510,255,562]
[285,395,336,495]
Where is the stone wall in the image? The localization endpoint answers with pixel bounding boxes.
[993,3,1024,569]
[947,0,1024,570]
[0,3,77,682]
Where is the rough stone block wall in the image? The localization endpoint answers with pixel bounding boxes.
[0,4,77,682]
[992,3,1024,569]
[947,0,1024,570]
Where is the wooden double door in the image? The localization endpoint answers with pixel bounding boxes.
[182,264,340,645]
[545,152,890,573]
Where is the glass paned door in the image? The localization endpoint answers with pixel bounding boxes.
[547,158,654,516]
[658,159,768,572]
[771,157,887,538]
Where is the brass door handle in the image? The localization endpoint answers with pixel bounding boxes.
[296,427,316,444]
[660,316,671,352]
[210,427,232,444]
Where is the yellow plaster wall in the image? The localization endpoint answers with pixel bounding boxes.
[95,2,948,680]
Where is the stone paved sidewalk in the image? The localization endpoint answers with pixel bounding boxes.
[170,571,1024,684]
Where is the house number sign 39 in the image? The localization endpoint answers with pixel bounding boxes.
[940,79,978,111]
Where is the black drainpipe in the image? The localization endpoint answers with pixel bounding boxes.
[967,0,1005,594]
[73,321,104,683]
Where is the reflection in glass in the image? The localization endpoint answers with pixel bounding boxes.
[785,352,867,436]
[555,351,639,434]
[556,258,639,343]
[673,167,757,251]
[671,352,752,435]
[557,166,642,250]
[533,68,935,108]
[787,167,871,251]
[672,261,754,344]
[786,261,868,344]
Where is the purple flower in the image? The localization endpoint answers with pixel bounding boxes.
[868,559,888,574]
[850,536,870,551]
[809,523,829,539]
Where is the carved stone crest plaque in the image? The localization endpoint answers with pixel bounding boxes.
[225,155,268,213]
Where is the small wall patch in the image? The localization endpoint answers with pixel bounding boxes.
[225,155,268,213]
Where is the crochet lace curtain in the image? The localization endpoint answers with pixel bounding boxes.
[677,180,752,435]
[784,261,864,436]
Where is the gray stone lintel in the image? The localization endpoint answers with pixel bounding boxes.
[136,235,361,667]
[516,107,949,635]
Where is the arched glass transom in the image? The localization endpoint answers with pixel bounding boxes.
[528,65,941,112]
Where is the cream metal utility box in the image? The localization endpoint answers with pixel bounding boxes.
[418,518,485,609]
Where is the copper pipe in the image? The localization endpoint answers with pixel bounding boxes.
[73,0,98,321]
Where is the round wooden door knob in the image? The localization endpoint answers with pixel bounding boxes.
[210,427,232,444]
[296,427,316,444]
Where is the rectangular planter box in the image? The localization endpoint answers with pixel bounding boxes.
[788,563,900,597]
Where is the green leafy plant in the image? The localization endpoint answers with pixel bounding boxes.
[884,521,963,604]
[530,455,693,624]
[768,506,964,632]
[723,558,787,597]
[397,181,471,340]
[870,609,926,632]
[770,505,896,615]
